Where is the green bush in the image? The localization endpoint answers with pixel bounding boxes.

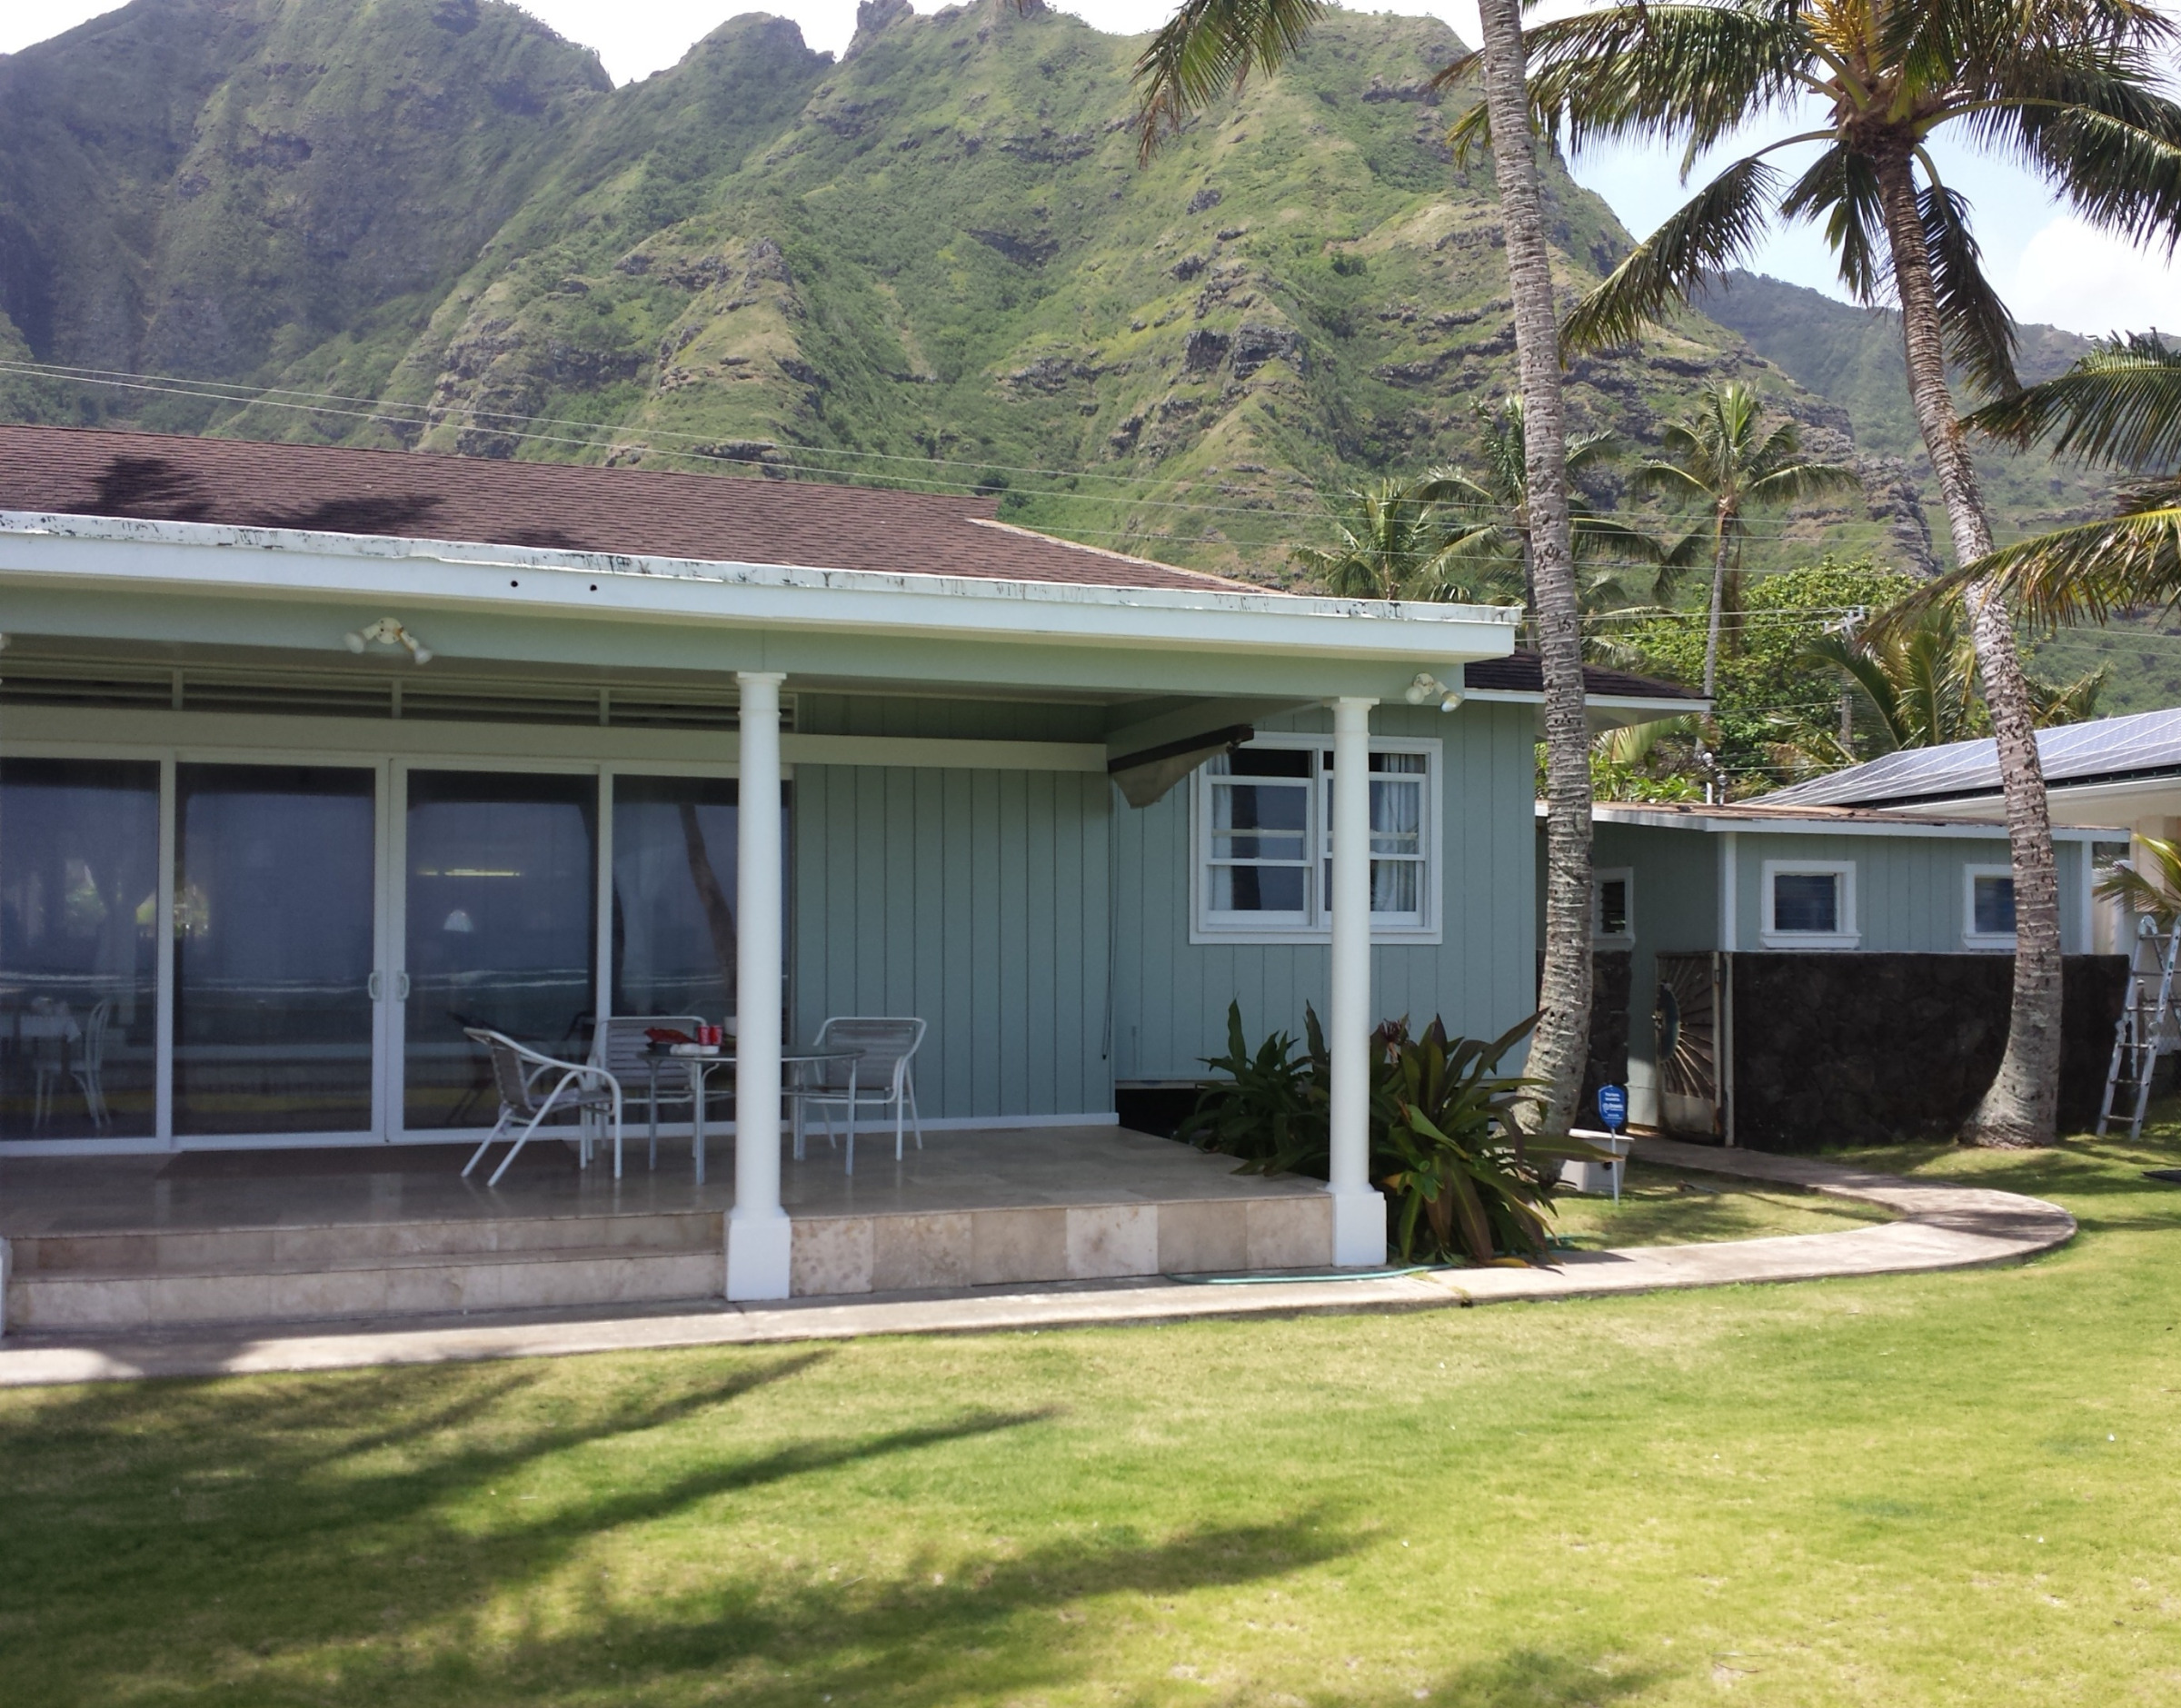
[1179,1004,1598,1264]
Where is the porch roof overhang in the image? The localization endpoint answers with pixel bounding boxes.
[0,511,1520,702]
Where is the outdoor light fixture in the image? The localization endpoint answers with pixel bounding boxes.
[344,617,433,664]
[1402,671,1462,711]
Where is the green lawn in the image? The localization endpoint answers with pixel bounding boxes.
[1549,1160,1894,1249]
[5,1123,2181,1706]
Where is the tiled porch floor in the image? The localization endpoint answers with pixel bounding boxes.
[0,1125,1323,1238]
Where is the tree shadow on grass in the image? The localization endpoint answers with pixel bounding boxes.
[0,1345,1387,1707]
[1826,1132,2181,1236]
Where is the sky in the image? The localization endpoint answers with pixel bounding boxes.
[5,0,2177,338]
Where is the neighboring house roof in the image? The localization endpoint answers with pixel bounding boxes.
[1463,652,1703,705]
[1559,799,2114,841]
[1760,708,2181,830]
[0,422,1245,593]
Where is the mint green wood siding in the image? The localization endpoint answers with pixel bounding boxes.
[792,761,1112,1120]
[1110,701,1539,1085]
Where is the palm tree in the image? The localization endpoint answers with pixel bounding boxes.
[1956,333,2181,626]
[1291,470,1486,602]
[1795,602,2104,761]
[1485,0,2181,1147]
[1135,0,1599,1139]
[1436,397,1691,635]
[1634,382,1860,698]
[2096,834,2181,932]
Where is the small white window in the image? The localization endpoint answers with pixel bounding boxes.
[1761,860,1858,948]
[1593,868,1634,944]
[1192,735,1441,943]
[1964,863,2017,948]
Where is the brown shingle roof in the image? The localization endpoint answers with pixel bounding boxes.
[1465,651,1700,702]
[0,424,1247,593]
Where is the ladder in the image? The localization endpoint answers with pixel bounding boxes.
[2098,912,2181,1138]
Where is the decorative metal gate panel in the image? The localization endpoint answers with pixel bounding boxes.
[1654,952,1723,1138]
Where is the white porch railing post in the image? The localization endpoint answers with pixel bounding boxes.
[727,670,792,1300]
[1328,695,1387,1266]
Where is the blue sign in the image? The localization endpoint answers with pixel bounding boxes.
[1596,1084,1628,1134]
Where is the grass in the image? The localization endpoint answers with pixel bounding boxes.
[5,1122,2181,1706]
[1548,1159,1893,1250]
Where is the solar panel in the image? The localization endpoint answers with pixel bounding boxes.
[1764,708,2181,808]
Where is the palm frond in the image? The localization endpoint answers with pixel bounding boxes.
[1518,2,1814,155]
[1741,458,1864,505]
[1132,0,1328,163]
[1563,155,1780,351]
[1919,180,2020,400]
[1933,482,2181,627]
[2096,835,2181,932]
[1779,146,1887,303]
[1999,84,2181,255]
[1964,333,2181,470]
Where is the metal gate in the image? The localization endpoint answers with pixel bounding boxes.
[1654,952,1727,1140]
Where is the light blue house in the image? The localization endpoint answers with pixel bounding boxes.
[0,424,1694,1304]
[1564,800,2119,1147]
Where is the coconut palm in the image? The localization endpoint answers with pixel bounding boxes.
[1795,603,2104,763]
[1135,0,1599,1138]
[1290,469,1495,602]
[1436,397,1694,635]
[1478,0,2181,1147]
[1956,333,2181,626]
[1635,382,1860,697]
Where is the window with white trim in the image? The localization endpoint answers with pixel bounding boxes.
[1964,863,2017,948]
[1593,868,1634,944]
[1760,859,1858,948]
[1193,735,1441,942]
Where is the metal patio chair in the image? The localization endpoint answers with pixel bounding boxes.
[791,1016,925,1175]
[71,998,114,1128]
[591,1014,707,1169]
[461,1027,625,1187]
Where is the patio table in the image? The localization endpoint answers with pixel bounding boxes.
[648,1044,862,1184]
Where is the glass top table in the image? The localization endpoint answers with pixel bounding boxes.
[642,1045,861,1184]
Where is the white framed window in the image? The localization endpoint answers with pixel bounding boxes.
[1192,734,1441,943]
[1760,859,1858,948]
[1593,867,1634,945]
[1963,863,2017,948]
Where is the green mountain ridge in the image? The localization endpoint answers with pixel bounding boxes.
[0,0,2148,631]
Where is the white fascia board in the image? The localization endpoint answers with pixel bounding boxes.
[1464,688,1710,733]
[0,511,1519,666]
[1876,776,2173,833]
[1577,802,2111,841]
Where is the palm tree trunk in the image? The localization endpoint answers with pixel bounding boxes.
[1477,0,1590,1140]
[1877,155,2061,1147]
[1701,512,1730,699]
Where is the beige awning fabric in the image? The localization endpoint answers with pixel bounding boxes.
[1107,723,1254,808]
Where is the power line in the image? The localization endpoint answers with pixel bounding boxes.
[0,355,2005,545]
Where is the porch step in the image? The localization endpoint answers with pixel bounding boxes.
[5,1213,725,1332]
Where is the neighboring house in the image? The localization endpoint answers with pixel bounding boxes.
[1553,800,2123,1149]
[0,424,1692,1301]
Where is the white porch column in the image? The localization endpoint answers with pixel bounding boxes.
[726,670,792,1301]
[1328,695,1388,1266]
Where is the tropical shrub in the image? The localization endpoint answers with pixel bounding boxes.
[1180,1004,1594,1263]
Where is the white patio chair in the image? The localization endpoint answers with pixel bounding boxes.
[72,998,113,1129]
[792,1016,925,1175]
[461,1028,624,1187]
[591,1014,706,1169]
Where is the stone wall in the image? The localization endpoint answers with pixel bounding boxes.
[1727,953,2126,1150]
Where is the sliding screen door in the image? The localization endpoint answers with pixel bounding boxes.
[174,765,377,1136]
[403,771,596,1132]
[0,760,160,1139]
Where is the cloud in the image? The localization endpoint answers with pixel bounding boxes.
[2007,215,2181,340]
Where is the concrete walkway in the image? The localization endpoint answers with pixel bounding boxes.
[0,1137,2076,1388]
